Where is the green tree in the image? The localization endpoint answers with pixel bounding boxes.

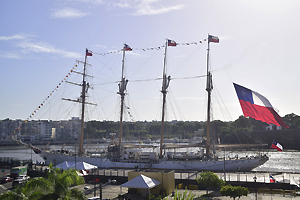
[0,164,86,200]
[196,171,225,194]
[283,113,300,129]
[171,188,195,200]
[220,184,249,200]
[0,186,28,200]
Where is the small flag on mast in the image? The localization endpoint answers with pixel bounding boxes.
[271,141,283,151]
[167,39,177,46]
[86,49,92,56]
[208,35,219,43]
[124,44,132,51]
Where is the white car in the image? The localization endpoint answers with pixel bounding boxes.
[17,175,30,180]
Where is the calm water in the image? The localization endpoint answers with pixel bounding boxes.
[0,144,299,173]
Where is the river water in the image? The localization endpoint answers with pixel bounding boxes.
[0,144,299,173]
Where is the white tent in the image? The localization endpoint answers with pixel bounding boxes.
[120,175,161,197]
[55,161,97,170]
[121,174,160,189]
[69,162,98,170]
[54,161,75,170]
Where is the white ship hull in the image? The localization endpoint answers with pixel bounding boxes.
[39,150,268,171]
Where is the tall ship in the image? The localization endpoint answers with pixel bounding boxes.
[13,35,271,171]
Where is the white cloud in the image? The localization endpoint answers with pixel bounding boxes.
[106,0,185,15]
[17,41,81,58]
[0,34,26,41]
[0,34,81,58]
[58,0,185,16]
[134,3,185,16]
[52,8,89,19]
[66,0,104,4]
[0,52,22,59]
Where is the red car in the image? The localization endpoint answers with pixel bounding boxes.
[0,176,13,184]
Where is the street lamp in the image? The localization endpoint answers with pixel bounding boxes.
[223,148,226,182]
[253,175,257,200]
[93,178,100,197]
[100,179,117,200]
[74,138,78,171]
[238,167,240,182]
[161,171,164,200]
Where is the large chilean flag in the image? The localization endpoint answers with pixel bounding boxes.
[233,83,288,129]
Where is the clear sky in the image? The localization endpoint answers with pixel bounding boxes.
[1,0,299,123]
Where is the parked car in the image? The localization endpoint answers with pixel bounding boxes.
[12,179,24,187]
[16,175,30,180]
[0,176,13,184]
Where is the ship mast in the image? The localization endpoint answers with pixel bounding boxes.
[78,50,88,155]
[160,39,171,158]
[62,48,96,156]
[118,44,128,153]
[205,34,219,157]
[205,37,212,157]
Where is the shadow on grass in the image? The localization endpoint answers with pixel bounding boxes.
[194,192,222,200]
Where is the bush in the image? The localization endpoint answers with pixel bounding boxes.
[196,171,225,194]
[220,184,249,200]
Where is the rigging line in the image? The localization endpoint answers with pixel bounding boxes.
[171,75,207,80]
[165,91,176,121]
[110,95,121,121]
[93,81,121,86]
[128,50,160,79]
[98,90,119,121]
[92,75,207,86]
[126,93,140,122]
[212,82,233,121]
[168,87,185,121]
[210,45,233,82]
[88,85,108,121]
[56,102,78,120]
[171,45,204,76]
[128,75,206,82]
[128,78,162,82]
[92,53,121,80]
[37,87,66,120]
